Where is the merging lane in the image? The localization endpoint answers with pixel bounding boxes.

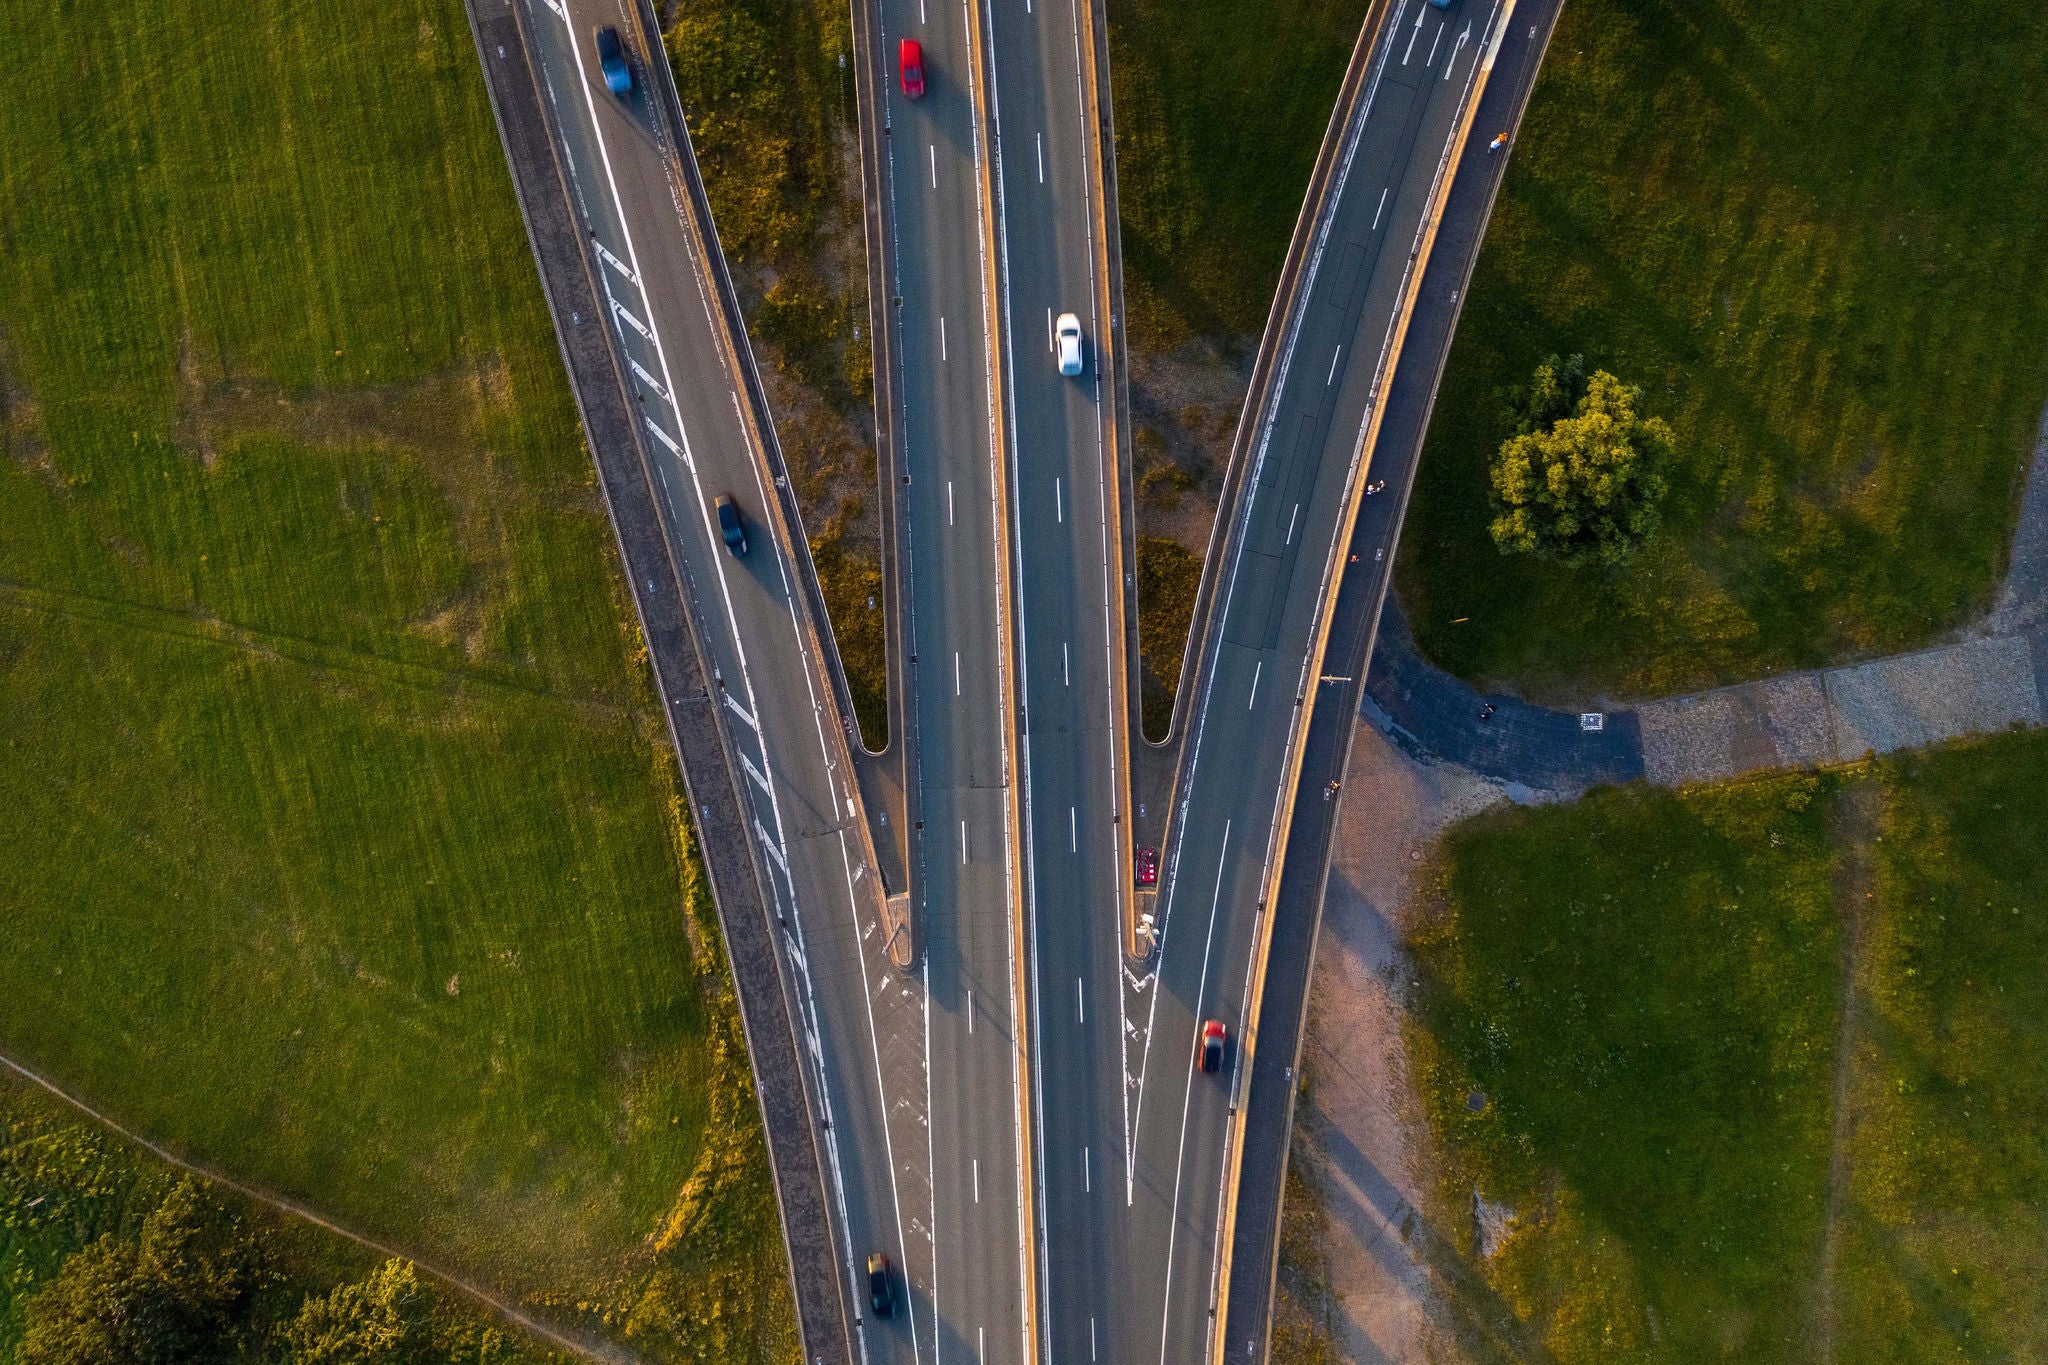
[1127,4,1516,1360]
[510,5,933,1361]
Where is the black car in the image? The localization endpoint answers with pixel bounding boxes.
[715,494,748,556]
[866,1252,893,1317]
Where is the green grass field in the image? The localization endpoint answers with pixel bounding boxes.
[1413,729,2048,1360]
[1107,0,1370,353]
[1398,0,2048,702]
[0,2,792,1361]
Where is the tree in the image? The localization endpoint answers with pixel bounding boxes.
[19,1179,264,1365]
[1488,365,1674,567]
[281,1259,437,1365]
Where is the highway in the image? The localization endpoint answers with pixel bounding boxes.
[1124,2,1527,1360]
[1216,4,1565,1353]
[869,0,1036,1357]
[483,3,937,1361]
[977,3,1135,1364]
[477,0,1558,1355]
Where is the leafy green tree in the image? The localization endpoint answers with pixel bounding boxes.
[281,1259,435,1365]
[1488,366,1674,567]
[18,1179,265,1364]
[1503,351,1588,436]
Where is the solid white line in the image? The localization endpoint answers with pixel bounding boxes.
[1426,19,1445,67]
[1248,659,1263,709]
[1326,345,1343,386]
[974,1158,981,1203]
[1037,133,1044,183]
[930,144,938,188]
[1285,503,1301,546]
[956,652,962,696]
[1077,977,1085,1023]
[1373,185,1389,231]
[1084,1145,1092,1193]
[1055,477,1064,522]
[591,236,637,284]
[949,479,956,525]
[722,690,760,732]
[1091,1316,1098,1360]
[1070,806,1077,852]
[960,820,968,864]
[643,418,684,459]
[610,298,651,340]
[968,989,974,1034]
[1155,822,1232,1364]
[1062,641,1070,685]
[1046,306,1054,351]
[941,316,948,361]
[628,355,668,401]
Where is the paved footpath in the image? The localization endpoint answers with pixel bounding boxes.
[1363,398,2048,792]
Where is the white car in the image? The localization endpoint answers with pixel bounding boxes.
[1055,312,1084,376]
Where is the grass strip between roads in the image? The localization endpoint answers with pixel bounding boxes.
[0,1,794,1360]
[1398,0,2048,702]
[1411,727,2048,1361]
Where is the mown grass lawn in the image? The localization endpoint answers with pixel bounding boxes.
[1107,0,1371,352]
[1398,0,2048,702]
[1413,729,2048,1361]
[0,2,792,1361]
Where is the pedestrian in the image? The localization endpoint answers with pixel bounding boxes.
[1488,131,1508,153]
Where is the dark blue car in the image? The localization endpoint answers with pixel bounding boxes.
[595,25,632,96]
[715,495,747,557]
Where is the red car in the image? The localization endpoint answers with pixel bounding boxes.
[899,38,925,99]
[1135,846,1158,888]
[1198,1020,1226,1074]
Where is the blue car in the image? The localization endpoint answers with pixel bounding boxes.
[595,25,632,96]
[715,495,748,557]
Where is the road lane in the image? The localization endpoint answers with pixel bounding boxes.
[981,0,1134,1357]
[509,3,938,1360]
[1123,4,1512,1360]
[1218,5,1565,1353]
[875,0,1035,1356]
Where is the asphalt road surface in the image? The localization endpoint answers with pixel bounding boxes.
[873,0,1036,1358]
[1217,3,1565,1355]
[503,4,933,1360]
[976,1,1136,1363]
[496,0,1554,1357]
[1128,3,1525,1360]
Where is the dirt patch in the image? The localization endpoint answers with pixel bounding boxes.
[0,328,53,486]
[1128,336,1251,555]
[1292,721,1508,1363]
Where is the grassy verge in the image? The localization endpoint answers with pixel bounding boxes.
[1410,729,2048,1360]
[0,1073,561,1362]
[1107,0,1370,733]
[1847,731,2048,1359]
[1398,0,2048,702]
[663,0,888,747]
[0,1,793,1360]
